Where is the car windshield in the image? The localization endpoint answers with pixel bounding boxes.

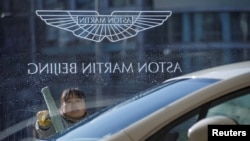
[52,78,219,141]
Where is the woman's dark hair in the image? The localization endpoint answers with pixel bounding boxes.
[60,88,86,104]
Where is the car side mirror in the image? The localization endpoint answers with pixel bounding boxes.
[187,116,237,141]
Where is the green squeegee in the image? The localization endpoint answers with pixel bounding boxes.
[41,86,65,132]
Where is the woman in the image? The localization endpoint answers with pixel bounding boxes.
[34,88,88,139]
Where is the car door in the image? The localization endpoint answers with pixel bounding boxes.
[146,87,250,141]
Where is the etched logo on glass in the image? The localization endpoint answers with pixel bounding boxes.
[36,10,172,42]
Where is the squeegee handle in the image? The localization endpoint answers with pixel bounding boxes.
[41,86,65,132]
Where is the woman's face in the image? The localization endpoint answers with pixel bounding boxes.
[61,95,86,119]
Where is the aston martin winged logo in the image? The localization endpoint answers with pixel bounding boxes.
[36,10,172,42]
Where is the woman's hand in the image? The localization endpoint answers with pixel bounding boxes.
[37,110,52,129]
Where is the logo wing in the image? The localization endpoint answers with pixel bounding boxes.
[36,10,172,42]
[36,10,106,42]
[107,11,172,42]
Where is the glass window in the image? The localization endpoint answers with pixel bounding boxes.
[145,13,182,44]
[146,111,200,141]
[108,0,134,7]
[1,0,250,140]
[146,88,250,141]
[202,13,222,42]
[166,13,182,43]
[207,88,250,124]
[9,0,30,13]
[231,12,250,42]
[75,0,94,10]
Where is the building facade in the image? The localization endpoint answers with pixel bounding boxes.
[0,0,249,140]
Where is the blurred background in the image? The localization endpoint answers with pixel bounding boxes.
[0,0,250,140]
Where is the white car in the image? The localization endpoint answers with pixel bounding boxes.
[50,61,250,141]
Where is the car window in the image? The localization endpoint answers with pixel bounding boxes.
[171,115,199,141]
[146,87,250,141]
[207,88,250,124]
[146,109,200,141]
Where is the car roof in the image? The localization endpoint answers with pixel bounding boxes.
[117,61,250,141]
[167,61,250,80]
